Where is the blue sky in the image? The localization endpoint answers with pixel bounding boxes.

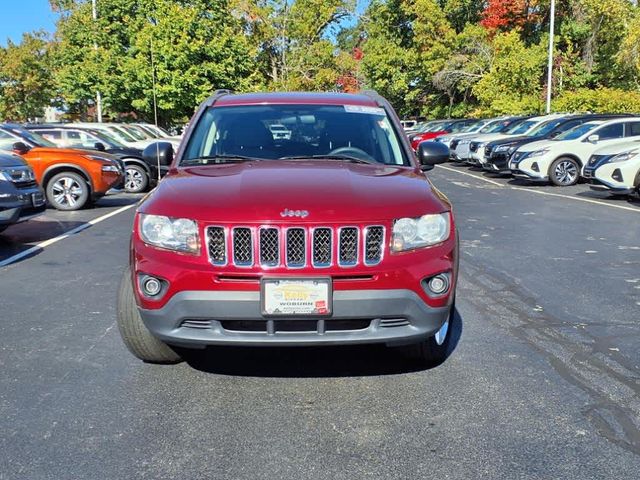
[0,0,58,46]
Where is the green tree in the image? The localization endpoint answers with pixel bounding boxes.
[0,31,55,121]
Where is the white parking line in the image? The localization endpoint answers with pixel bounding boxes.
[438,165,640,213]
[0,204,137,268]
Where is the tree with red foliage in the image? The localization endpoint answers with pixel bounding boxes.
[481,0,528,31]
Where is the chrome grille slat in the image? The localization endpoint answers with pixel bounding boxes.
[339,227,358,266]
[312,228,332,267]
[259,228,279,267]
[364,226,384,265]
[232,227,253,266]
[286,228,306,267]
[207,227,226,265]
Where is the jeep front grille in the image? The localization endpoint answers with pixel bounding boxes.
[232,227,253,266]
[206,225,385,269]
[286,228,306,267]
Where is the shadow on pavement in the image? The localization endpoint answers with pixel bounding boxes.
[181,308,463,378]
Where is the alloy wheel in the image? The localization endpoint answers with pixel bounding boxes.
[52,177,84,208]
[554,160,578,185]
[125,167,145,192]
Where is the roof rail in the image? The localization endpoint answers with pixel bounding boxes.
[214,89,233,96]
[360,89,385,107]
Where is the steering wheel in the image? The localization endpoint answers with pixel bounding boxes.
[328,146,377,163]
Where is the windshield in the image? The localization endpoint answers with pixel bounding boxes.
[120,125,149,140]
[182,104,408,166]
[505,120,537,135]
[480,120,507,134]
[12,128,57,147]
[555,123,599,140]
[527,118,567,137]
[107,126,136,142]
[92,129,125,148]
[136,125,162,138]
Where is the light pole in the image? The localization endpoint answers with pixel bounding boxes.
[546,0,556,114]
[91,0,103,122]
[148,17,161,182]
[148,17,159,129]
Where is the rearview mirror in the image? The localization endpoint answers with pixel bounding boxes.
[587,134,599,143]
[94,142,106,151]
[12,142,31,155]
[417,141,450,171]
[143,142,174,167]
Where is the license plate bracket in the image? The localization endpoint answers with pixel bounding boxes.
[261,278,332,317]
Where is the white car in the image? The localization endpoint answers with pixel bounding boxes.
[73,123,181,150]
[467,114,567,166]
[269,124,292,140]
[435,118,508,149]
[583,139,640,196]
[510,118,640,186]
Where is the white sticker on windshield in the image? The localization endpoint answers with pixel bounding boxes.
[344,105,386,115]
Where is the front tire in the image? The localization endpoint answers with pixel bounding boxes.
[117,268,182,364]
[549,157,580,186]
[400,300,455,368]
[123,164,149,193]
[46,172,90,210]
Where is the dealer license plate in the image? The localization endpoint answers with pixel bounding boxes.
[261,278,332,316]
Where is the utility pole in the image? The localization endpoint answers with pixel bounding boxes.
[546,0,556,114]
[92,0,103,122]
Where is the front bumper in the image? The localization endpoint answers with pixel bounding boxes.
[139,289,452,347]
[0,185,46,227]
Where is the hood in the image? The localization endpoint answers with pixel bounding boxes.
[471,133,510,143]
[0,152,28,168]
[107,147,144,158]
[140,160,450,223]
[27,147,120,161]
[591,140,640,156]
[517,139,556,153]
[131,139,181,150]
[488,135,536,147]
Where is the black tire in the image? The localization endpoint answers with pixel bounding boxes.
[45,171,90,210]
[116,268,182,364]
[123,164,149,193]
[549,157,580,186]
[399,300,455,368]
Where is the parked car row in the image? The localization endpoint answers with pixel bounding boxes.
[0,121,181,232]
[409,114,640,196]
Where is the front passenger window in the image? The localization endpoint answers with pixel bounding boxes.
[596,124,624,140]
[626,122,640,137]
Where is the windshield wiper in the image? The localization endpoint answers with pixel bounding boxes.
[279,155,377,164]
[181,154,264,165]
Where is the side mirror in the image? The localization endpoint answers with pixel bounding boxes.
[12,142,31,155]
[417,141,450,171]
[587,134,599,143]
[94,142,106,151]
[142,141,174,167]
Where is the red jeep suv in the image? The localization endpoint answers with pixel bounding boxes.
[117,91,458,366]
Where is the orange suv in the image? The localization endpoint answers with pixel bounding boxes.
[0,125,123,210]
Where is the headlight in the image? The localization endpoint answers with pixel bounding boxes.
[609,150,638,163]
[0,166,35,183]
[139,214,200,254]
[528,148,549,158]
[392,213,451,252]
[102,165,120,172]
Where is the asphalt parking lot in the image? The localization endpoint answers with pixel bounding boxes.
[1,170,639,479]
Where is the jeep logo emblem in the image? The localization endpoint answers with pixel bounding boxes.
[280,208,309,218]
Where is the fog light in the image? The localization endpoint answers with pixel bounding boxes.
[612,169,623,182]
[532,162,539,172]
[427,274,449,295]
[142,276,162,296]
